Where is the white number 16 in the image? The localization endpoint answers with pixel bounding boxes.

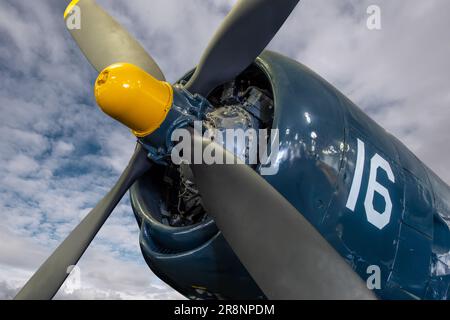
[346,139,395,230]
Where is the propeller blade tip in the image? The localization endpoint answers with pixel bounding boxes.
[64,0,80,19]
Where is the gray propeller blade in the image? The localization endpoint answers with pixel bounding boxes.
[185,0,300,96]
[189,135,376,300]
[15,144,151,300]
[64,0,165,80]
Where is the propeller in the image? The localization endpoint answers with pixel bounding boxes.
[185,0,300,96]
[15,144,151,300]
[15,0,376,300]
[64,0,165,80]
[188,135,375,300]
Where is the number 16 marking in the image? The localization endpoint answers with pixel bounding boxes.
[346,139,395,230]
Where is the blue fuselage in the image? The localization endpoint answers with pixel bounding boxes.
[132,51,450,300]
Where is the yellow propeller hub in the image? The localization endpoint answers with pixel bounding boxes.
[94,63,173,137]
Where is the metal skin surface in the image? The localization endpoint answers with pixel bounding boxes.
[131,51,450,300]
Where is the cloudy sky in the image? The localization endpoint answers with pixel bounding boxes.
[0,0,449,299]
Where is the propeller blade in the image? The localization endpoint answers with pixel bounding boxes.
[15,144,151,300]
[189,135,376,299]
[64,0,165,80]
[185,0,300,96]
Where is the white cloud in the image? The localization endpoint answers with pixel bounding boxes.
[269,0,450,180]
[0,0,184,300]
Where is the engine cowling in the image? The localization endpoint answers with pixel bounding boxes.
[130,63,275,300]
